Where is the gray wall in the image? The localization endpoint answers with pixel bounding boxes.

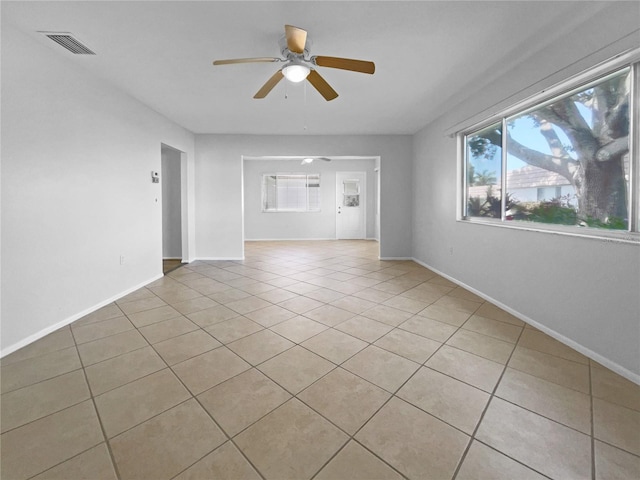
[161,147,182,258]
[411,8,640,379]
[1,24,195,354]
[194,135,412,259]
[243,158,377,240]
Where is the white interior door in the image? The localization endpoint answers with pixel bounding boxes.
[336,172,366,239]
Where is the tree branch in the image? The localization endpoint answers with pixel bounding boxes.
[550,98,591,133]
[595,137,629,162]
[533,105,598,163]
[506,132,579,182]
[538,120,571,161]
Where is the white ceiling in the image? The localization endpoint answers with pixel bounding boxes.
[3,1,620,135]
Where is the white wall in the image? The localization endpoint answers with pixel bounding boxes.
[194,135,412,259]
[243,158,377,240]
[1,24,196,354]
[411,6,640,380]
[161,146,182,258]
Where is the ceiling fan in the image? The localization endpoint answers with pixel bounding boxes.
[213,25,375,101]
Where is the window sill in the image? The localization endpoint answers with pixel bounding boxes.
[458,217,640,245]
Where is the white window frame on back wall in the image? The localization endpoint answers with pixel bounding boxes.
[262,173,321,213]
[458,50,640,243]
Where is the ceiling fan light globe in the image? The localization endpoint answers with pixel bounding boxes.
[283,64,310,83]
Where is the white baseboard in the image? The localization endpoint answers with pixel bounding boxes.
[379,256,412,260]
[0,273,164,359]
[197,257,245,261]
[162,257,182,260]
[245,238,337,242]
[411,257,640,385]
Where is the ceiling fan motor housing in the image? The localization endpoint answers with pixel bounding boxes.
[279,35,312,59]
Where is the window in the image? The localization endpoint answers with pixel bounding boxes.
[466,123,502,218]
[262,173,320,212]
[462,58,638,237]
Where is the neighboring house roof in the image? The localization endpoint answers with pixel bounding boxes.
[469,165,572,198]
[507,165,571,189]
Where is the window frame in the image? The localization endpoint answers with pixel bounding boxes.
[261,172,321,213]
[458,50,640,244]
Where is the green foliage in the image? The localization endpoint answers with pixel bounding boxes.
[467,187,515,219]
[467,164,476,186]
[505,196,627,230]
[579,216,627,230]
[468,125,501,160]
[527,202,577,225]
[473,170,497,186]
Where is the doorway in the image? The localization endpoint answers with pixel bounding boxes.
[161,145,183,274]
[336,171,366,239]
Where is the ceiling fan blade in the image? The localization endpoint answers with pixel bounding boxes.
[285,24,307,54]
[254,70,284,99]
[307,70,338,101]
[313,56,375,74]
[213,57,280,65]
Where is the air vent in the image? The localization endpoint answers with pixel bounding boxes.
[39,32,95,55]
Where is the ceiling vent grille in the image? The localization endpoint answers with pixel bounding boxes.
[40,32,95,55]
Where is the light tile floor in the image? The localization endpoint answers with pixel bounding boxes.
[2,240,639,479]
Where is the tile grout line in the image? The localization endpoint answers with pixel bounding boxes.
[69,325,124,480]
[167,259,525,479]
[302,310,471,479]
[139,324,268,480]
[161,258,639,476]
[6,243,634,479]
[450,321,532,480]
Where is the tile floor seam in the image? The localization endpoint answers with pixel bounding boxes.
[99,385,195,439]
[291,378,448,480]
[490,394,594,437]
[346,319,482,441]
[5,242,637,480]
[164,346,251,396]
[23,443,115,480]
[72,311,128,329]
[504,363,592,396]
[261,357,408,479]
[0,345,73,369]
[593,439,640,459]
[199,377,292,441]
[450,322,527,480]
[119,335,248,479]
[304,439,361,480]
[79,342,150,369]
[83,355,169,397]
[258,358,340,397]
[172,391,268,480]
[459,439,555,480]
[70,328,123,480]
[78,322,208,449]
[0,364,85,396]
[0,389,91,437]
[512,342,593,367]
[457,324,593,480]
